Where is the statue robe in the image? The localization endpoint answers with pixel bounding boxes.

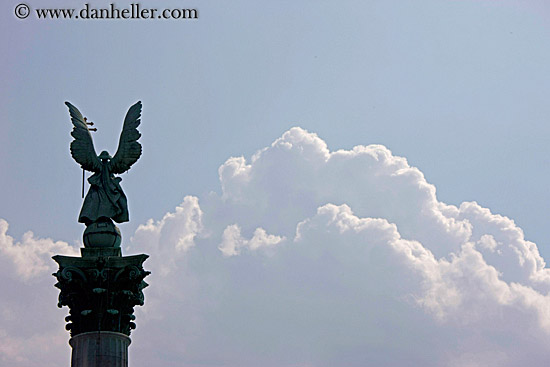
[79,162,129,225]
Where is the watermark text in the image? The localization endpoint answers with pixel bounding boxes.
[15,3,199,20]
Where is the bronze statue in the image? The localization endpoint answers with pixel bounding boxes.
[66,101,142,247]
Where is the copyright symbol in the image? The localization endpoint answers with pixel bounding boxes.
[15,3,30,19]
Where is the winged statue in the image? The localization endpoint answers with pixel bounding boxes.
[66,101,142,229]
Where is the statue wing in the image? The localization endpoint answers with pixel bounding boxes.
[66,102,101,172]
[109,101,142,174]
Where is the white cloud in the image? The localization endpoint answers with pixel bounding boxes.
[0,220,74,366]
[4,127,550,366]
[131,128,550,366]
[219,224,284,256]
[133,195,203,254]
[0,219,78,281]
[130,196,203,276]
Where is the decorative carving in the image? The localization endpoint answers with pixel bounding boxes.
[53,253,150,337]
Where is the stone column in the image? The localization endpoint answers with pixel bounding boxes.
[69,331,131,367]
[53,247,149,367]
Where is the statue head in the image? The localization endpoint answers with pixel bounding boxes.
[99,151,112,161]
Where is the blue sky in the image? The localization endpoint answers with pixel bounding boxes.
[3,1,550,366]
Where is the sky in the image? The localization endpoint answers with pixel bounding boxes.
[2,0,550,366]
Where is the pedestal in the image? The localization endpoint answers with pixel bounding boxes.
[70,331,131,367]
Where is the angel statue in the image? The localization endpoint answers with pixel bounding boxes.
[66,101,142,247]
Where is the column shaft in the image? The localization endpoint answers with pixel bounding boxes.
[69,331,131,367]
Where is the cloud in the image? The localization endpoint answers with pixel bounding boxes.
[130,196,203,276]
[133,195,203,254]
[0,219,78,281]
[219,225,284,256]
[0,220,75,366]
[129,127,550,366]
[4,127,550,366]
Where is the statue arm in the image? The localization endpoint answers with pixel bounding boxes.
[66,102,101,172]
[109,101,142,174]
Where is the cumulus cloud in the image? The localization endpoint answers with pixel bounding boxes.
[219,225,284,256]
[4,127,550,366]
[130,196,203,276]
[0,219,78,281]
[131,128,550,366]
[0,220,76,366]
[132,196,203,254]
